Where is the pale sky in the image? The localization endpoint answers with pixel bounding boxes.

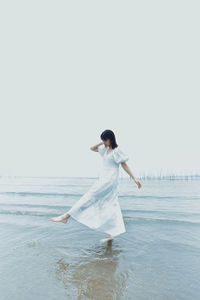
[0,1,199,178]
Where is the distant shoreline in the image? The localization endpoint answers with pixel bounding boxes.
[0,174,200,180]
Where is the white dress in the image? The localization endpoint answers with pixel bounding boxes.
[66,145,129,237]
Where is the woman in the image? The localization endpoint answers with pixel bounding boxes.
[51,129,142,243]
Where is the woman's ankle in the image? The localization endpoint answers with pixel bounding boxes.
[63,213,70,219]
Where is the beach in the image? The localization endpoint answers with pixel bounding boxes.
[0,176,200,299]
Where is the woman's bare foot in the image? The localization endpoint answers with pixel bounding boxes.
[51,214,69,224]
[100,234,114,243]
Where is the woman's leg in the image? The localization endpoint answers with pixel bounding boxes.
[51,212,71,224]
[100,234,114,243]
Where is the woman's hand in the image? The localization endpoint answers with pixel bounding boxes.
[134,179,142,189]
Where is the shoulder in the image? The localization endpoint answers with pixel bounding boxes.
[113,146,122,153]
[98,144,106,150]
[113,146,129,164]
[98,144,107,156]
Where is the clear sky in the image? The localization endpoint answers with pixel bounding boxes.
[0,1,199,178]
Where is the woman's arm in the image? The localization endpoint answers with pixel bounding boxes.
[121,162,142,189]
[90,142,104,152]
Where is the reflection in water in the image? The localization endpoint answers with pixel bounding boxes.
[55,240,130,300]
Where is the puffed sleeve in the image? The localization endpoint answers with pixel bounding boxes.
[113,147,129,164]
[97,144,107,156]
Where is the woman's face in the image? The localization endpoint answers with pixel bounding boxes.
[103,139,111,147]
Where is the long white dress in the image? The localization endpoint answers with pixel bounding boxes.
[66,145,129,237]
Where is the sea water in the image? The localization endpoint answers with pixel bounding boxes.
[0,176,200,300]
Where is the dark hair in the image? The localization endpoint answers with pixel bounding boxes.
[100,129,118,149]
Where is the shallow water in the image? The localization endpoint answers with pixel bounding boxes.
[0,176,200,299]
